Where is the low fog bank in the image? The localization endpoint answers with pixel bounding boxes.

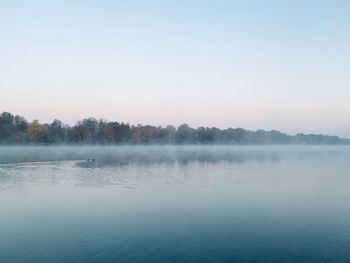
[0,145,349,166]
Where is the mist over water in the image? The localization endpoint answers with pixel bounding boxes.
[0,145,347,165]
[1,146,350,262]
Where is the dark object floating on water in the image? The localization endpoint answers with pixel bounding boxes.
[76,159,98,168]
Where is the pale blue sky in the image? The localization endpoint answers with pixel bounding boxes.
[1,0,350,136]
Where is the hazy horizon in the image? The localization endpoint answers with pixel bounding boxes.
[2,110,350,140]
[1,1,350,136]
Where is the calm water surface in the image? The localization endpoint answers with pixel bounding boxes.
[0,146,350,262]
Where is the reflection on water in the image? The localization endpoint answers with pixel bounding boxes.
[1,146,350,262]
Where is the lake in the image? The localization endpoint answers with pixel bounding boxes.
[0,146,350,262]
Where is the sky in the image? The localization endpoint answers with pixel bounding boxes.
[1,0,350,136]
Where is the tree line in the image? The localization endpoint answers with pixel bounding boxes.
[0,111,348,145]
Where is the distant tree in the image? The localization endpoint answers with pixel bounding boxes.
[233,128,248,144]
[50,119,66,143]
[0,112,14,125]
[82,118,99,143]
[116,123,131,143]
[0,112,16,143]
[13,115,28,142]
[165,125,176,143]
[131,125,141,144]
[142,125,155,143]
[175,124,194,144]
[27,120,43,142]
[14,115,28,132]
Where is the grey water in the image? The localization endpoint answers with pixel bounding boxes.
[1,146,350,262]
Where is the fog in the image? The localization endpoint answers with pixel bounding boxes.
[0,145,348,167]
